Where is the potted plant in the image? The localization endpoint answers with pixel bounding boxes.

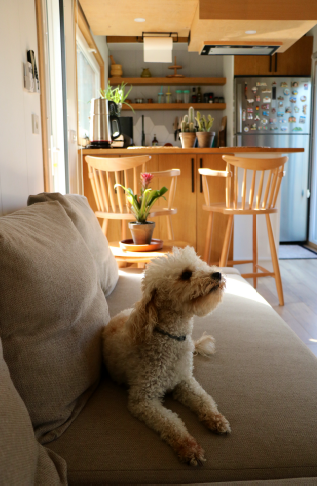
[195,111,215,148]
[100,81,134,116]
[115,173,168,245]
[179,106,196,148]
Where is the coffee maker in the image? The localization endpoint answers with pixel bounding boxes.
[89,98,121,148]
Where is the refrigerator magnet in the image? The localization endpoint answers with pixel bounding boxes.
[255,106,260,111]
[292,126,303,132]
[263,97,271,103]
[281,127,288,131]
[262,111,270,117]
[262,126,268,130]
[251,87,257,93]
[272,81,277,86]
[288,116,296,123]
[242,110,246,121]
[270,126,278,131]
[290,97,296,103]
[247,99,254,103]
[271,108,276,114]
[256,82,267,86]
[278,96,284,100]
[261,118,268,124]
[291,81,298,87]
[256,96,261,102]
[261,104,270,109]
[247,113,253,119]
[303,105,307,114]
[279,119,287,123]
[247,107,253,112]
[299,116,306,124]
[300,96,307,102]
[292,90,298,95]
[304,83,308,90]
[294,106,299,113]
[254,115,260,120]
[285,107,291,113]
[278,101,283,107]
[277,112,284,117]
[269,118,276,124]
[284,89,290,95]
[250,124,257,130]
[244,126,249,132]
[262,89,271,93]
[281,82,288,87]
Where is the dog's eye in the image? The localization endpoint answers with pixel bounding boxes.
[181,270,192,280]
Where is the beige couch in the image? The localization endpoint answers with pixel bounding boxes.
[1,193,317,485]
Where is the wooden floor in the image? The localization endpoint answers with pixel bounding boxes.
[249,259,317,357]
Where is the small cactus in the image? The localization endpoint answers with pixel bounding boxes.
[181,106,196,132]
[195,111,214,132]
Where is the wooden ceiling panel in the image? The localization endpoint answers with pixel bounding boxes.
[79,0,198,37]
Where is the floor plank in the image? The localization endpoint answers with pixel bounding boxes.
[237,259,317,353]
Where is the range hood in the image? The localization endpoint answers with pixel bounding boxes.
[200,42,281,56]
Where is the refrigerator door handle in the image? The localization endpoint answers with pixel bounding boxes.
[237,83,242,133]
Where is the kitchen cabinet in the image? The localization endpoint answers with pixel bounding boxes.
[234,36,313,76]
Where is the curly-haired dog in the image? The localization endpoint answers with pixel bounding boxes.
[102,246,230,466]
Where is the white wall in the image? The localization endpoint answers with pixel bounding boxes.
[92,33,108,88]
[0,0,44,215]
[108,43,226,146]
[223,56,234,147]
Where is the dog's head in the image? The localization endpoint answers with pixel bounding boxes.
[127,246,226,343]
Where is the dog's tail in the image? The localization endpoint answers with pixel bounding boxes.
[194,332,215,357]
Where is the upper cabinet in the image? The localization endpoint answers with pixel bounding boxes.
[234,36,313,76]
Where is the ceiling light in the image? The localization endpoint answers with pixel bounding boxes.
[134,18,145,22]
[245,30,256,35]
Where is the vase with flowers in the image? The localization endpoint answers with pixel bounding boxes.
[115,173,168,245]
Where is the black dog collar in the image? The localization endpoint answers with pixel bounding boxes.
[154,327,186,342]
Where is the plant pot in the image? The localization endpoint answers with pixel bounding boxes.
[179,132,196,149]
[128,221,155,245]
[196,131,214,148]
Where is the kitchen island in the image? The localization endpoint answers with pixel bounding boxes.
[79,146,304,263]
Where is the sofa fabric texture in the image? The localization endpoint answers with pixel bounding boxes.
[0,339,67,485]
[0,202,110,444]
[48,269,317,484]
[27,192,119,297]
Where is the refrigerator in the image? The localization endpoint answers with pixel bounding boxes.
[235,76,311,242]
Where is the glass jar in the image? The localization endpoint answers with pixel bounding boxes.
[166,86,172,103]
[158,92,164,103]
[183,89,190,103]
[176,90,183,103]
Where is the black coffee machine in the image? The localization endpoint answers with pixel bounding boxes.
[88,98,121,148]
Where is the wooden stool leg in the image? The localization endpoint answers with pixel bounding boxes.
[220,215,233,268]
[204,213,213,264]
[121,220,127,241]
[265,214,284,306]
[101,219,108,236]
[252,214,258,289]
[166,215,174,240]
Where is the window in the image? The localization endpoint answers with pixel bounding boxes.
[76,28,100,144]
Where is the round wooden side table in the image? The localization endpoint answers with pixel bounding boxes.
[109,240,189,265]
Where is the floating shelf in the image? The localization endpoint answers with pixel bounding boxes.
[122,103,226,111]
[109,77,226,86]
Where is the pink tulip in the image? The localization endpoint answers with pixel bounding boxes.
[141,172,153,188]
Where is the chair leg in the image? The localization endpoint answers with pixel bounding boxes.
[204,213,213,264]
[220,215,234,268]
[101,219,108,236]
[122,220,127,241]
[252,214,258,289]
[166,215,174,241]
[265,214,284,306]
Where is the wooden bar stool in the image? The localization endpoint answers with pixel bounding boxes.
[199,155,288,306]
[85,155,181,242]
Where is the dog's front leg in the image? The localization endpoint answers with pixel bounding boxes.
[173,377,231,434]
[128,389,205,466]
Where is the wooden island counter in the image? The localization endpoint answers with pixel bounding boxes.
[80,146,304,263]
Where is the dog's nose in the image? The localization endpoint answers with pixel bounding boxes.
[212,272,221,281]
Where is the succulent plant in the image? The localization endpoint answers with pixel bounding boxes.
[180,107,196,132]
[195,112,214,132]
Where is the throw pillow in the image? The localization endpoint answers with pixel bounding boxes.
[27,192,118,296]
[0,201,110,444]
[0,338,67,484]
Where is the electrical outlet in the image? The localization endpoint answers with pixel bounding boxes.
[32,114,40,134]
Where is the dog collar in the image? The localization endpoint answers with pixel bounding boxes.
[154,328,186,342]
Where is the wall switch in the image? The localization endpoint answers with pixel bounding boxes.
[32,114,40,134]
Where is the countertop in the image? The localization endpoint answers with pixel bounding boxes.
[79,146,304,155]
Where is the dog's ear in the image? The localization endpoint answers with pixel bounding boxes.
[126,289,157,344]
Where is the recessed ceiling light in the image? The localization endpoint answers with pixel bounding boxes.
[245,30,256,34]
[134,18,145,22]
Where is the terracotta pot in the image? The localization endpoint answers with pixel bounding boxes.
[196,131,214,148]
[128,221,155,245]
[179,132,196,148]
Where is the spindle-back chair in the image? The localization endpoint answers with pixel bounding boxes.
[85,155,180,241]
[199,155,288,305]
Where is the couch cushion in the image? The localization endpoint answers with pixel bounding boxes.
[0,338,67,485]
[47,271,317,483]
[27,192,118,296]
[0,201,110,444]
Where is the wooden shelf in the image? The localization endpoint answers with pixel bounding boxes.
[109,77,226,86]
[122,103,226,111]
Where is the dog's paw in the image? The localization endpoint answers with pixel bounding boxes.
[203,413,231,434]
[174,436,206,466]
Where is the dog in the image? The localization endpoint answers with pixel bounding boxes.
[102,246,230,466]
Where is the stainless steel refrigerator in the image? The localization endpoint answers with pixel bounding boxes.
[235,76,311,242]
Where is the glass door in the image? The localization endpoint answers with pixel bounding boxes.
[309,60,317,247]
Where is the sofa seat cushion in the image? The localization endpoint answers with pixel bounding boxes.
[48,270,317,484]
[27,192,119,296]
[0,202,110,444]
[0,338,67,485]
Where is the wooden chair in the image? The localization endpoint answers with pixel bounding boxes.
[199,155,288,306]
[85,155,180,241]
